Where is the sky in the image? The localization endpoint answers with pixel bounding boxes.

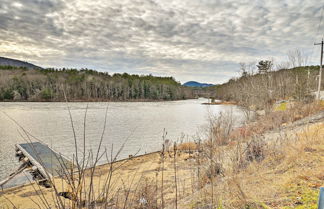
[0,0,323,84]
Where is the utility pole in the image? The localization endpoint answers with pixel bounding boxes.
[314,39,323,100]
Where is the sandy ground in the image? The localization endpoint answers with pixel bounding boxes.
[0,149,197,208]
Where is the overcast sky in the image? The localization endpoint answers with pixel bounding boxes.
[0,0,323,84]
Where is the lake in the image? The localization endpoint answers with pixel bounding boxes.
[0,98,244,182]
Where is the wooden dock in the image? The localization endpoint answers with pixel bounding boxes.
[0,142,73,188]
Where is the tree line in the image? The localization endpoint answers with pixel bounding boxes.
[211,60,322,110]
[0,66,195,101]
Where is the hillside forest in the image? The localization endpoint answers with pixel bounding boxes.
[211,61,323,110]
[0,54,323,106]
[0,67,194,101]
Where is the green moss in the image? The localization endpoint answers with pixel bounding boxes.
[274,102,287,111]
[283,183,318,209]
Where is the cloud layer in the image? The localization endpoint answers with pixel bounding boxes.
[0,0,323,83]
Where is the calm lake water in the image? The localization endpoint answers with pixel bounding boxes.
[0,98,244,181]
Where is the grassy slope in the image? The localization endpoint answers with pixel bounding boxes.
[228,122,323,209]
[177,108,324,208]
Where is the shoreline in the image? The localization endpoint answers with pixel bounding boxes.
[1,103,323,208]
[1,113,323,208]
[0,98,198,103]
[1,150,163,192]
[0,150,197,208]
[201,101,237,105]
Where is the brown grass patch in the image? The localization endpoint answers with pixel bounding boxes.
[176,142,198,151]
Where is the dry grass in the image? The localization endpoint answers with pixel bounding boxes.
[180,112,324,209]
[236,122,324,209]
[229,101,324,141]
[0,101,323,209]
[176,142,198,151]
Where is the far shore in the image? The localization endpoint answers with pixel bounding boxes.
[201,101,237,105]
[0,97,198,103]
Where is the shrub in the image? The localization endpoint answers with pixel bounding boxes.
[40,88,53,100]
[2,89,14,100]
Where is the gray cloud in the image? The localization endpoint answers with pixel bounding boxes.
[0,0,322,83]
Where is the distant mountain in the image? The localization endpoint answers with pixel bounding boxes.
[0,57,42,69]
[183,81,214,87]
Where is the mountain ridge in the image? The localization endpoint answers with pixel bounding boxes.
[183,81,214,87]
[0,56,42,69]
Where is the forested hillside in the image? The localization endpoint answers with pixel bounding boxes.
[0,57,42,69]
[212,63,323,110]
[0,67,194,101]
